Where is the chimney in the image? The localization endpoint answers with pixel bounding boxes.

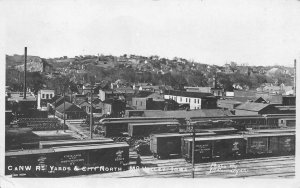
[213,73,217,89]
[294,59,296,96]
[23,47,27,99]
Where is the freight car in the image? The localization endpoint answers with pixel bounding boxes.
[182,135,246,163]
[5,142,129,177]
[182,132,295,163]
[101,119,179,137]
[128,122,180,137]
[245,132,295,157]
[190,114,295,130]
[150,132,216,159]
[278,118,296,128]
[39,138,114,149]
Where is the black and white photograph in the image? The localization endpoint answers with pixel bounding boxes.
[0,0,299,187]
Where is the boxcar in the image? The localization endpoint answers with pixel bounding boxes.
[5,142,129,177]
[102,119,179,137]
[150,132,216,159]
[278,118,296,128]
[39,138,114,148]
[245,132,295,157]
[128,122,180,137]
[263,132,295,156]
[182,135,246,163]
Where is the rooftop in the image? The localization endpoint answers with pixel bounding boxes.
[235,102,271,112]
[217,99,242,105]
[165,90,214,98]
[7,92,36,102]
[56,102,84,113]
[143,109,233,118]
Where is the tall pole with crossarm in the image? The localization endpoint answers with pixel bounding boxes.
[90,87,93,139]
[191,121,195,178]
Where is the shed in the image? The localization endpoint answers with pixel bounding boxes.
[55,102,86,119]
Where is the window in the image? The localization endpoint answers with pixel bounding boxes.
[218,91,221,96]
[189,98,191,103]
[186,98,188,102]
[194,99,196,103]
[198,99,200,104]
[136,101,138,105]
[42,94,45,99]
[46,94,49,99]
[50,94,53,98]
[180,97,182,102]
[140,101,142,106]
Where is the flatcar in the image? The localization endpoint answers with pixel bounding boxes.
[5,142,129,177]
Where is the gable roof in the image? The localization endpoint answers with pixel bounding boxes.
[133,91,154,98]
[235,102,271,112]
[56,102,84,113]
[51,96,71,107]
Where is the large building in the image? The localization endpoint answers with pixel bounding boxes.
[164,90,217,110]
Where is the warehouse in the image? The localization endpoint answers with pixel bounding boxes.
[234,103,278,115]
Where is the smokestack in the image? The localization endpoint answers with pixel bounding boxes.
[23,47,27,99]
[294,59,296,96]
[213,73,217,89]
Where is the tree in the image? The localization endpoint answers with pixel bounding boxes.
[26,72,45,94]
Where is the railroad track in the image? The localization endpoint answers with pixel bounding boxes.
[81,155,295,178]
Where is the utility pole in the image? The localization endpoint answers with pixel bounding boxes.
[191,121,195,178]
[90,87,93,139]
[186,119,195,178]
[63,91,66,132]
[23,47,27,99]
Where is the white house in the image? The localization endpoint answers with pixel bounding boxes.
[37,89,55,109]
[164,90,217,110]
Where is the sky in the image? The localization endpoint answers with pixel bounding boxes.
[2,0,300,66]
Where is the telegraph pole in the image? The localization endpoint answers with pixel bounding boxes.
[63,91,66,132]
[191,121,195,178]
[23,47,27,99]
[90,87,93,139]
[186,119,195,178]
